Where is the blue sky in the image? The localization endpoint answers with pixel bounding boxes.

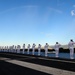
[0,0,75,47]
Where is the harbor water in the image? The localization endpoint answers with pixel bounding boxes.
[24,51,75,59]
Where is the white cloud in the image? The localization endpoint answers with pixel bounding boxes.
[71,10,75,16]
[40,32,44,34]
[23,5,38,8]
[57,0,65,6]
[48,7,62,14]
[73,5,75,7]
[40,32,52,37]
[46,33,51,37]
[0,5,38,14]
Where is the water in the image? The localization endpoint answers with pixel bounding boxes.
[25,51,75,59]
[1,50,75,59]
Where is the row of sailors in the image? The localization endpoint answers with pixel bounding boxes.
[0,39,75,59]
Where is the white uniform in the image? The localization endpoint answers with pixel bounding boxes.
[9,46,11,52]
[0,46,2,52]
[10,46,13,53]
[68,41,75,59]
[12,45,14,53]
[23,44,25,54]
[32,44,36,55]
[6,46,8,52]
[14,46,17,53]
[27,44,31,54]
[44,44,49,57]
[2,46,4,52]
[54,43,61,57]
[17,45,21,53]
[38,44,41,56]
[0,46,1,52]
[4,46,6,52]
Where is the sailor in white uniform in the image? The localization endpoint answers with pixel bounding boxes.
[27,44,31,54]
[4,46,6,52]
[10,46,13,53]
[1,46,2,52]
[54,42,61,57]
[8,46,10,52]
[38,44,41,56]
[0,46,2,52]
[12,45,14,53]
[68,39,75,59]
[2,46,4,52]
[23,44,25,54]
[14,46,17,53]
[17,45,21,53]
[44,43,49,57]
[6,46,8,52]
[32,43,36,55]
[0,46,1,52]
